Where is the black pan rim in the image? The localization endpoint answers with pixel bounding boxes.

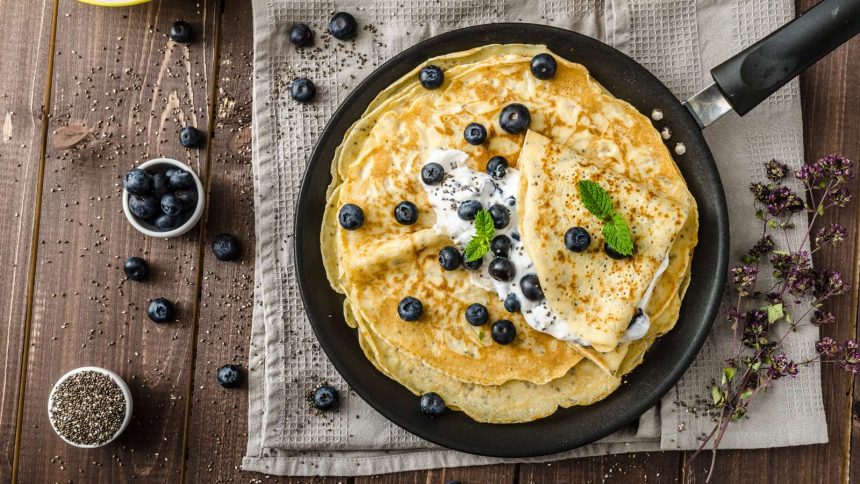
[294,22,729,458]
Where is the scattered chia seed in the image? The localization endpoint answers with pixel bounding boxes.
[50,370,127,446]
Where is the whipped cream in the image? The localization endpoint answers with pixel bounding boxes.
[421,148,664,347]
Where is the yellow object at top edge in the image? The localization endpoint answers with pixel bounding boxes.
[77,0,150,7]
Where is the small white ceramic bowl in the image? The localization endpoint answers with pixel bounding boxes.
[48,366,133,448]
[122,157,205,238]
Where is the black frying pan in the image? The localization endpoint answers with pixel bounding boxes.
[294,0,860,457]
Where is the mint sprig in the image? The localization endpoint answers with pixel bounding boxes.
[577,180,634,257]
[464,209,495,262]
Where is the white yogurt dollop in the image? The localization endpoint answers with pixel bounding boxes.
[421,148,664,346]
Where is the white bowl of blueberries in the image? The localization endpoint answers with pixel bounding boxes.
[122,158,204,238]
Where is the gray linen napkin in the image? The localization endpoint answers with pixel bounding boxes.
[244,0,827,476]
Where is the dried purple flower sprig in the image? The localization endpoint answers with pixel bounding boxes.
[687,155,855,482]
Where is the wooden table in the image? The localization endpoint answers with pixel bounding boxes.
[0,1,857,482]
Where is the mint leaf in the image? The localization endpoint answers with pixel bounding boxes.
[578,180,613,220]
[464,235,489,262]
[473,209,495,239]
[603,213,634,256]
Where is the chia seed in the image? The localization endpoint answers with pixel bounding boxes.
[49,370,127,446]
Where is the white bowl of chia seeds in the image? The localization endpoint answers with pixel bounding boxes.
[48,366,133,448]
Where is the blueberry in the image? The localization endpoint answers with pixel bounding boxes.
[564,227,591,252]
[128,195,159,220]
[168,168,195,189]
[488,204,510,229]
[328,12,358,40]
[605,242,631,260]
[313,384,340,410]
[123,256,149,281]
[288,23,314,47]
[463,123,487,145]
[511,231,520,241]
[169,20,192,43]
[419,392,446,418]
[154,213,179,230]
[164,168,177,179]
[419,65,444,89]
[486,156,508,179]
[530,53,557,80]
[151,172,169,199]
[438,246,462,271]
[160,193,182,216]
[463,254,483,270]
[212,233,241,261]
[504,293,521,313]
[490,235,511,257]
[216,364,243,388]
[290,78,316,103]
[338,204,364,230]
[179,126,203,148]
[398,296,423,321]
[465,303,489,326]
[499,103,531,134]
[421,162,445,185]
[488,257,515,282]
[394,201,418,225]
[174,188,198,211]
[123,169,153,196]
[520,274,544,301]
[457,200,482,221]
[147,297,176,323]
[491,319,516,345]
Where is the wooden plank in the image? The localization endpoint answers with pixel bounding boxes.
[685,2,860,482]
[354,464,516,484]
[0,0,56,480]
[13,1,218,482]
[520,454,680,483]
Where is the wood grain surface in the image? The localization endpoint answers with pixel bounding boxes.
[1,0,858,483]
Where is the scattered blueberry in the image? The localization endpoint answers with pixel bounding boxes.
[160,193,182,216]
[154,214,178,230]
[398,296,423,321]
[328,12,358,40]
[491,319,517,345]
[216,364,243,388]
[488,257,515,282]
[499,103,531,134]
[168,168,194,189]
[490,234,511,257]
[147,297,176,323]
[463,255,483,270]
[394,201,419,225]
[174,188,198,211]
[338,204,364,230]
[313,384,340,410]
[457,200,482,221]
[530,53,557,80]
[446,481,462,484]
[169,20,192,43]
[123,169,152,196]
[179,126,203,148]
[212,233,241,261]
[520,274,544,301]
[504,293,521,313]
[419,392,446,418]
[123,256,149,281]
[128,195,159,219]
[290,78,316,103]
[564,227,591,253]
[605,242,631,260]
[486,156,508,179]
[421,162,445,185]
[464,123,487,145]
[419,65,444,89]
[488,204,510,229]
[438,246,462,271]
[465,303,489,326]
[288,23,314,47]
[151,172,169,199]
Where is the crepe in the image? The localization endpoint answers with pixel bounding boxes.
[321,44,698,422]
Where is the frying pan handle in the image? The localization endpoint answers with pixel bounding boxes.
[710,0,860,116]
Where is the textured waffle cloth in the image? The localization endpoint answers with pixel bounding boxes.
[244,0,827,476]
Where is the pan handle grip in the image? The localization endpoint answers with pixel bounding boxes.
[710,0,860,116]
